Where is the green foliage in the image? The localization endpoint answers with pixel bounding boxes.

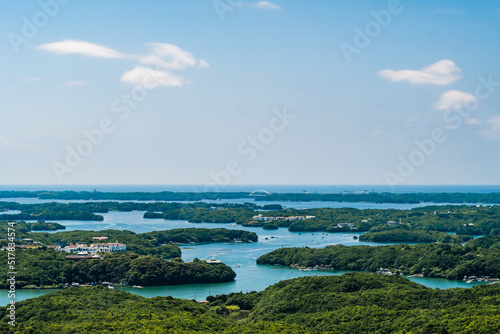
[247,273,500,333]
[2,190,500,204]
[26,229,181,257]
[0,250,235,288]
[142,228,258,243]
[2,274,500,333]
[3,198,500,236]
[127,255,236,285]
[256,192,500,204]
[146,204,500,235]
[0,287,236,333]
[0,200,260,222]
[467,235,500,249]
[0,202,104,221]
[262,223,278,230]
[257,238,500,279]
[284,205,500,234]
[155,207,255,224]
[359,229,473,243]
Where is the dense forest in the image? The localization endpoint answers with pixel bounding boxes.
[1,273,499,333]
[0,227,256,288]
[2,199,500,236]
[2,189,500,203]
[359,229,473,243]
[10,226,256,249]
[145,207,255,224]
[0,220,64,235]
[0,250,235,288]
[142,228,258,244]
[254,191,500,204]
[0,201,260,221]
[146,204,500,235]
[24,229,181,258]
[257,237,500,279]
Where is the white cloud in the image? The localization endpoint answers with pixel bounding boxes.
[60,80,87,87]
[476,116,500,139]
[199,59,210,68]
[432,8,464,14]
[25,77,42,83]
[140,43,199,70]
[120,66,185,88]
[433,90,477,110]
[38,40,128,59]
[0,137,38,150]
[465,118,481,125]
[377,60,461,85]
[488,116,500,132]
[39,40,208,88]
[255,1,280,10]
[406,115,420,123]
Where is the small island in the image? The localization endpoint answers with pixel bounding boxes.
[256,235,500,280]
[359,229,473,244]
[0,227,256,289]
[0,249,235,289]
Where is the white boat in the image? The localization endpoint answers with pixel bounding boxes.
[132,285,144,288]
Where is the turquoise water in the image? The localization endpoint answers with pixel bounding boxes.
[1,210,491,306]
[3,197,496,210]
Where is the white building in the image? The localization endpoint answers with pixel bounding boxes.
[337,223,354,228]
[252,214,316,222]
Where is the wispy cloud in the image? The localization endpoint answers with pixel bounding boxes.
[377,60,461,85]
[255,1,280,10]
[432,8,464,14]
[198,59,210,68]
[478,116,500,139]
[433,90,477,110]
[406,115,420,123]
[38,40,209,88]
[465,118,481,125]
[60,80,87,87]
[120,66,185,88]
[38,40,129,59]
[25,77,42,83]
[370,130,384,136]
[489,116,500,131]
[139,43,207,70]
[0,137,39,150]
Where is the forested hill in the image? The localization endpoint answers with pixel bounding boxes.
[2,190,500,203]
[1,273,499,333]
[0,251,236,288]
[257,237,500,280]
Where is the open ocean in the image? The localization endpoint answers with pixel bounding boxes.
[0,185,499,193]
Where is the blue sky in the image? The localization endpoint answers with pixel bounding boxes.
[1,0,499,186]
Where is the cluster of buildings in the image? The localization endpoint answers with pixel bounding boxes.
[251,214,316,222]
[376,268,400,276]
[387,220,403,227]
[56,240,126,255]
[463,275,500,283]
[336,222,355,228]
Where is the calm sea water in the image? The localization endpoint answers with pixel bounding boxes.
[1,210,491,305]
[1,184,500,193]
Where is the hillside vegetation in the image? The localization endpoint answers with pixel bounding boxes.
[1,273,500,333]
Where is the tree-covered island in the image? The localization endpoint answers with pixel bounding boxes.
[257,235,500,280]
[1,273,499,333]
